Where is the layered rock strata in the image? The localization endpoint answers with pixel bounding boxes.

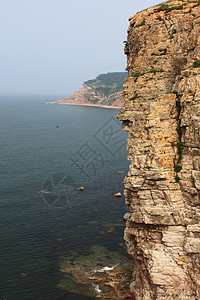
[118,1,200,299]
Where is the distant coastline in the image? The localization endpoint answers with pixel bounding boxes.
[41,72,127,110]
[40,101,124,110]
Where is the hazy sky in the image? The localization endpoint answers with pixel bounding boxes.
[0,0,162,95]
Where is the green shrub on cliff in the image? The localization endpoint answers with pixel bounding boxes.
[154,3,169,12]
[158,48,167,55]
[137,20,145,27]
[192,60,200,68]
[154,3,183,13]
[132,72,145,82]
[193,1,200,8]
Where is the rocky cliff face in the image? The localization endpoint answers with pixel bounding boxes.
[118,1,200,299]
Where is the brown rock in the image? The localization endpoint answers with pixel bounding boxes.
[77,186,84,191]
[113,192,122,197]
[118,1,200,299]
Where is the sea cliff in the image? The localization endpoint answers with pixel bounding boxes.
[118,1,200,299]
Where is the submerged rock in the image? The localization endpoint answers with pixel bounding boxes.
[20,273,28,278]
[58,245,134,299]
[106,227,115,234]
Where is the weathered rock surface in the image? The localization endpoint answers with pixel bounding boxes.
[118,1,200,299]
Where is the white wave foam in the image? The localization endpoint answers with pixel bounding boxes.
[91,283,102,294]
[91,264,118,273]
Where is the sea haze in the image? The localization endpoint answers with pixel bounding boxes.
[0,94,129,300]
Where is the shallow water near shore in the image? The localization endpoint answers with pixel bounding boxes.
[0,94,130,299]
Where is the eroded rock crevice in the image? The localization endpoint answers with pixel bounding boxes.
[118,1,200,298]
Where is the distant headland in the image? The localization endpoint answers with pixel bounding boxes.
[41,72,127,109]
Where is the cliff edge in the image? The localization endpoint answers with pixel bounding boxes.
[118,1,200,299]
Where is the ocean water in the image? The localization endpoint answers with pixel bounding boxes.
[0,94,129,300]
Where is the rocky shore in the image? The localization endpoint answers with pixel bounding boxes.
[41,101,123,110]
[58,245,134,299]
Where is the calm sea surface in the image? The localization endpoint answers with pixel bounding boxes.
[0,94,129,300]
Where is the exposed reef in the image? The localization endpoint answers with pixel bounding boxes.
[118,1,200,299]
[58,246,134,299]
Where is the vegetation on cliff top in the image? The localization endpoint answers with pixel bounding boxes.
[85,72,128,97]
[154,3,184,13]
[151,0,200,14]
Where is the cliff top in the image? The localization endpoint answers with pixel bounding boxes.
[133,0,200,17]
[124,0,200,76]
